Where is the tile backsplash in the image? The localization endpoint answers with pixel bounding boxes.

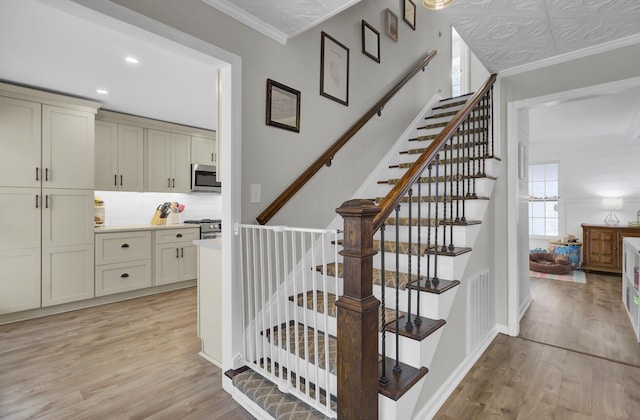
[96,191,221,225]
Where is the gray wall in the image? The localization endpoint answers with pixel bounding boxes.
[109,0,453,228]
[496,42,640,325]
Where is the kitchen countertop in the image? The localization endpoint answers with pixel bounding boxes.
[95,223,200,233]
[193,238,222,249]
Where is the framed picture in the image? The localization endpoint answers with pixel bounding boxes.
[320,31,349,106]
[385,8,398,42]
[266,79,301,133]
[403,0,416,30]
[361,20,380,63]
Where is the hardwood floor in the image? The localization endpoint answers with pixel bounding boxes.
[436,271,640,419]
[0,287,254,419]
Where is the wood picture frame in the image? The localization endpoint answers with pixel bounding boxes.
[385,8,399,42]
[266,79,301,133]
[403,0,416,31]
[320,31,349,106]
[361,20,380,63]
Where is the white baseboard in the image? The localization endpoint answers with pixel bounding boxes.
[496,323,510,335]
[519,294,532,320]
[413,325,499,419]
[199,351,223,369]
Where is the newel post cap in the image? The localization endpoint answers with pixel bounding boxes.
[336,199,380,217]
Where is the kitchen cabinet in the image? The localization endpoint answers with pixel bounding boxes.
[146,129,190,193]
[0,82,100,314]
[191,135,217,166]
[95,121,144,191]
[582,224,640,274]
[195,239,222,366]
[95,231,152,296]
[154,228,199,285]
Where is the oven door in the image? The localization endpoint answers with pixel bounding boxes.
[191,164,221,192]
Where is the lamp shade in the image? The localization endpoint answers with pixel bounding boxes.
[423,0,456,10]
[602,198,623,211]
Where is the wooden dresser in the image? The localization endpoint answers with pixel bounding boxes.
[581,224,640,274]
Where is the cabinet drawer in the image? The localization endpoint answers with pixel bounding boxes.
[96,260,152,297]
[155,228,200,244]
[96,231,151,264]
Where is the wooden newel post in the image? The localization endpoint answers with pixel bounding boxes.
[335,199,380,420]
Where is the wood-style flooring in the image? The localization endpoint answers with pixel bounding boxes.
[0,287,253,419]
[2,272,639,419]
[436,271,640,419]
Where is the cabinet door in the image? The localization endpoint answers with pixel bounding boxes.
[146,129,172,192]
[0,96,41,188]
[155,243,180,285]
[42,105,95,189]
[0,187,41,251]
[95,120,118,191]
[42,243,94,307]
[191,136,216,165]
[171,133,191,193]
[0,248,41,314]
[180,243,198,281]
[589,229,616,267]
[118,124,144,191]
[42,189,94,248]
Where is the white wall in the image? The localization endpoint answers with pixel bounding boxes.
[109,0,453,229]
[497,42,640,327]
[95,191,221,225]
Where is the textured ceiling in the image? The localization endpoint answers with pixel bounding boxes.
[201,0,361,44]
[441,0,640,73]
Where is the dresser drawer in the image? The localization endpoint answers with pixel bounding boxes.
[155,228,200,244]
[95,260,152,296]
[96,231,152,265]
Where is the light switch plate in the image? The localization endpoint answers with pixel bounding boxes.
[250,184,261,203]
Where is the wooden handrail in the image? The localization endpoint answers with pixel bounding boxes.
[373,74,498,231]
[256,50,438,225]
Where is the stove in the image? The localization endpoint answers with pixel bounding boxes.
[183,219,221,239]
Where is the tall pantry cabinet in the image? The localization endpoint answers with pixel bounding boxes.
[0,83,100,314]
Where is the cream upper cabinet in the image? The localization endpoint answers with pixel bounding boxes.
[42,105,95,189]
[0,96,41,188]
[146,129,191,193]
[95,121,144,191]
[191,135,217,166]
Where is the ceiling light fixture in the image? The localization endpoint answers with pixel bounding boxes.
[125,56,139,64]
[422,0,456,10]
[96,89,109,95]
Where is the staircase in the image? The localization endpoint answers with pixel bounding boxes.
[227,84,499,419]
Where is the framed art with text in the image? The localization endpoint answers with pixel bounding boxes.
[320,31,350,106]
[266,78,301,132]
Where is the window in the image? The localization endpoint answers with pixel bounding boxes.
[528,163,559,237]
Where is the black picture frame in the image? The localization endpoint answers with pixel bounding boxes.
[361,20,381,63]
[385,8,399,42]
[320,31,350,106]
[403,0,416,31]
[266,79,301,133]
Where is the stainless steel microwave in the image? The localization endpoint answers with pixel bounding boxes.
[191,164,221,193]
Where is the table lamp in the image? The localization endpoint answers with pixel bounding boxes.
[602,198,623,226]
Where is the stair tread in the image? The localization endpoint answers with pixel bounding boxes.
[385,315,446,341]
[289,291,405,331]
[417,114,489,130]
[385,216,482,227]
[229,367,333,419]
[263,322,337,375]
[316,263,459,292]
[401,139,488,154]
[374,195,490,203]
[380,173,496,185]
[389,155,499,169]
[378,356,429,401]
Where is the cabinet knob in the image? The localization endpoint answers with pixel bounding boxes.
[121,243,130,248]
[120,273,130,278]
[176,233,183,238]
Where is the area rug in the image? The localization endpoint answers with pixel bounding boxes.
[529,269,587,284]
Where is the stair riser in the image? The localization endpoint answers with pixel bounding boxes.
[380,327,444,369]
[385,159,500,178]
[379,376,427,420]
[374,252,470,280]
[380,224,481,249]
[391,200,489,221]
[373,281,458,321]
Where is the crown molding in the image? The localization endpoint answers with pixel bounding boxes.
[499,33,640,78]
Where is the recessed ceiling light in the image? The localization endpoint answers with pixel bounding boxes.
[125,56,139,64]
[96,89,109,95]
